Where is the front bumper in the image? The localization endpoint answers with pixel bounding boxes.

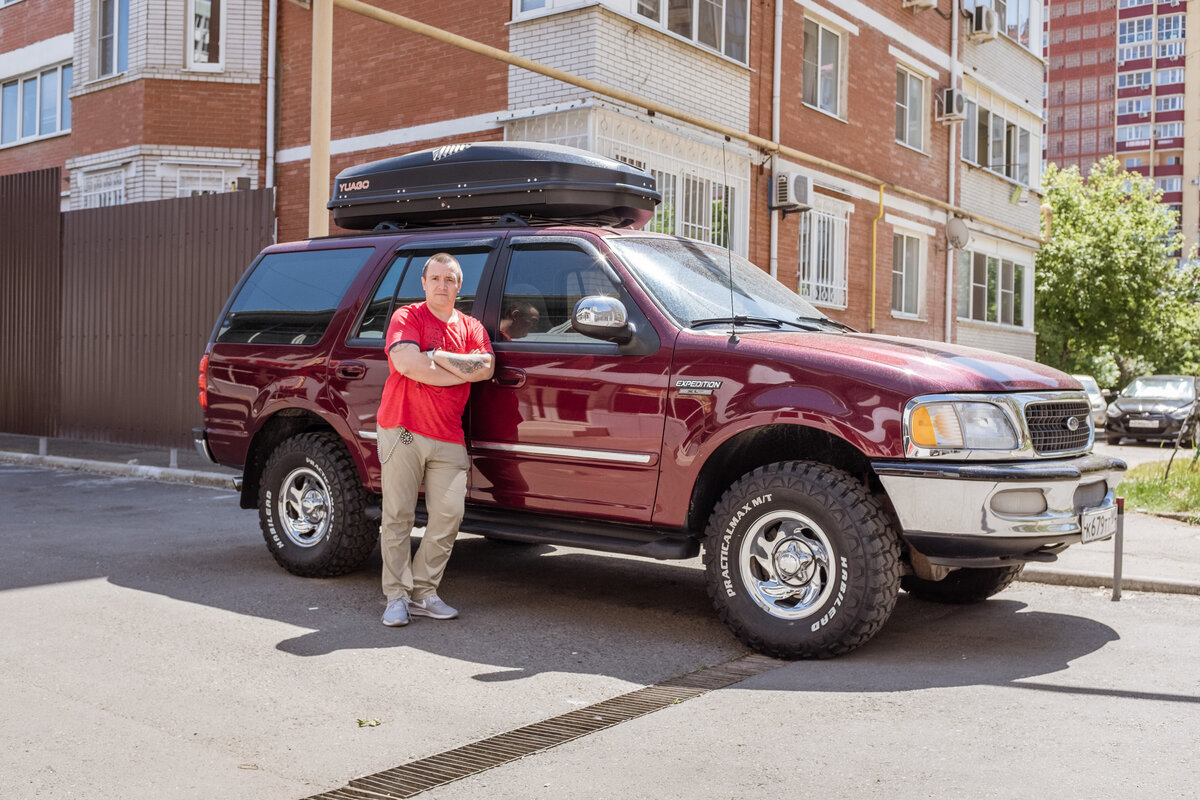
[1106,416,1187,440]
[872,453,1126,567]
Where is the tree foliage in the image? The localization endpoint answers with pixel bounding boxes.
[1035,157,1200,387]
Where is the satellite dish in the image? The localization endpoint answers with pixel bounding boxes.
[946,217,970,249]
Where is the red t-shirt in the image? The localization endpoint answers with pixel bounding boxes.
[378,302,492,445]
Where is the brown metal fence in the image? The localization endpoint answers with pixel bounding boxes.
[0,168,63,437]
[58,189,276,447]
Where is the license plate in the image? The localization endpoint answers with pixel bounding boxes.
[1080,505,1118,543]
[1128,419,1159,429]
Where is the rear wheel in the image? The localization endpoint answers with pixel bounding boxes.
[900,564,1023,604]
[258,432,376,577]
[702,462,901,659]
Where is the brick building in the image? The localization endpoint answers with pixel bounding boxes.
[1,0,1042,355]
[1045,0,1199,255]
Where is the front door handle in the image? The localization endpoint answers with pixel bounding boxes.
[494,366,526,388]
[334,360,367,380]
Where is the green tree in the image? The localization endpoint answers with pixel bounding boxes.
[1035,157,1200,387]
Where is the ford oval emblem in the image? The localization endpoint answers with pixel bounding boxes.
[1066,416,1080,432]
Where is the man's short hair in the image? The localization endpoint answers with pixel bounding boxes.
[422,252,462,283]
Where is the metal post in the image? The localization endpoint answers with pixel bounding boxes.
[1112,497,1124,601]
[169,448,179,470]
[309,0,333,238]
[38,437,47,456]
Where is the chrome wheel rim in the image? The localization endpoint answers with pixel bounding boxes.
[738,510,835,620]
[277,466,331,548]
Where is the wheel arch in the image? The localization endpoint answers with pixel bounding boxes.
[686,423,888,537]
[240,409,346,509]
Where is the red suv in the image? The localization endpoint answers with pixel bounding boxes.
[196,142,1125,658]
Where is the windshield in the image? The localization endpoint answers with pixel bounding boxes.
[1123,377,1196,401]
[608,236,828,329]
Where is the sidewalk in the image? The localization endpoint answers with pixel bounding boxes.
[2,432,1196,596]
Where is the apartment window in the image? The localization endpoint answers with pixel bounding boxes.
[1118,0,1151,6]
[895,68,924,150]
[966,103,1033,186]
[81,169,126,208]
[1125,157,1143,168]
[0,65,73,146]
[1157,15,1185,41]
[1164,156,1182,166]
[1117,124,1151,142]
[1158,41,1185,59]
[188,0,223,70]
[957,252,1026,327]
[1156,177,1182,193]
[798,202,849,308]
[1117,98,1151,116]
[1118,18,1153,45]
[1118,44,1152,63]
[1154,122,1184,139]
[1156,96,1184,113]
[177,167,226,197]
[677,173,734,248]
[635,0,749,62]
[891,233,921,316]
[1117,71,1150,89]
[97,0,130,77]
[987,0,1034,47]
[1157,69,1184,86]
[803,19,841,117]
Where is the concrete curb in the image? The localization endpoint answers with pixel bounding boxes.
[1019,567,1200,596]
[0,451,237,490]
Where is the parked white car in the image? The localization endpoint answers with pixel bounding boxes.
[1072,374,1107,429]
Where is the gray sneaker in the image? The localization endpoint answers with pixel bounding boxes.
[409,595,458,620]
[381,598,410,627]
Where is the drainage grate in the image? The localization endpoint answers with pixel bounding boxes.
[305,653,782,799]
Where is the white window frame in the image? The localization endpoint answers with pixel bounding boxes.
[964,101,1033,186]
[187,0,225,72]
[1118,43,1152,63]
[0,63,73,148]
[177,166,226,197]
[891,231,922,318]
[1154,122,1184,139]
[1117,124,1152,142]
[1158,40,1185,59]
[95,0,130,78]
[1156,96,1184,113]
[1157,14,1185,41]
[895,67,925,152]
[803,18,843,118]
[798,196,851,309]
[957,250,1028,328]
[1118,17,1153,45]
[1155,176,1182,193]
[1156,68,1184,86]
[80,168,127,208]
[1117,98,1151,116]
[1117,70,1151,89]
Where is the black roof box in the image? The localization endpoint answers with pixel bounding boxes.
[328,141,660,230]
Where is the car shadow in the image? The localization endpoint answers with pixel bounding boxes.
[3,467,1126,692]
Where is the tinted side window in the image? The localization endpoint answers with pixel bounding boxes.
[353,248,491,341]
[498,244,620,344]
[217,248,372,345]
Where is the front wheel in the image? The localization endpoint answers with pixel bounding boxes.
[258,432,377,577]
[702,462,901,659]
[900,565,1023,604]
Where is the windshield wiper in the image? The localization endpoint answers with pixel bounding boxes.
[794,316,856,333]
[691,315,784,329]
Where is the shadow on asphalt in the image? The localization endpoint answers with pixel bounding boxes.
[3,465,1122,691]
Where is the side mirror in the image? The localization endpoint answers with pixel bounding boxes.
[572,295,633,344]
[1102,389,1112,399]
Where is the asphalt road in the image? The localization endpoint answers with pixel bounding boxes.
[2,464,1198,799]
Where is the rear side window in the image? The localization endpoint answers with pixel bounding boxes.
[217,248,373,345]
[352,247,492,341]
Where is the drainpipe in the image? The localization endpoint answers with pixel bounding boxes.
[769,0,783,278]
[870,184,884,332]
[945,0,961,343]
[265,0,278,188]
[309,0,333,237]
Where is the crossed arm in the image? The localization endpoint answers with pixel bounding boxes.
[389,342,495,386]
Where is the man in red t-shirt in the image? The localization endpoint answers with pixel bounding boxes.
[378,253,494,627]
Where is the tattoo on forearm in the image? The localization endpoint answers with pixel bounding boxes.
[437,350,487,375]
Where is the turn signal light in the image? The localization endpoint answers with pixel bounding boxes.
[198,354,209,410]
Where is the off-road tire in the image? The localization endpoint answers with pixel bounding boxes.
[702,461,901,659]
[258,432,376,577]
[900,564,1023,604]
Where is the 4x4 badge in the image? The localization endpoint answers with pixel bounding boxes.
[675,379,722,396]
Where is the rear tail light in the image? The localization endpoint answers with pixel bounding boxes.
[198,353,209,410]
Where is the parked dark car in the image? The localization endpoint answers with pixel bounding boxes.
[1105,375,1199,446]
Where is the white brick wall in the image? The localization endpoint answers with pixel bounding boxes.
[65,144,259,207]
[955,318,1037,360]
[73,0,262,98]
[508,5,750,131]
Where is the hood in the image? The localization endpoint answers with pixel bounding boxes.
[736,331,1075,395]
[1111,396,1193,414]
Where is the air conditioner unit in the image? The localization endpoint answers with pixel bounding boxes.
[770,173,812,212]
[937,87,967,122]
[969,6,999,41]
[903,0,937,9]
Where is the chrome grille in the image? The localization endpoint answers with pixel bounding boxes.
[1025,399,1092,454]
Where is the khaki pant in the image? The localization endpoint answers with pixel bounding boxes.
[378,426,469,602]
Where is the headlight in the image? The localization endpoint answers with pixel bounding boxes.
[1168,404,1195,420]
[908,401,1019,451]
